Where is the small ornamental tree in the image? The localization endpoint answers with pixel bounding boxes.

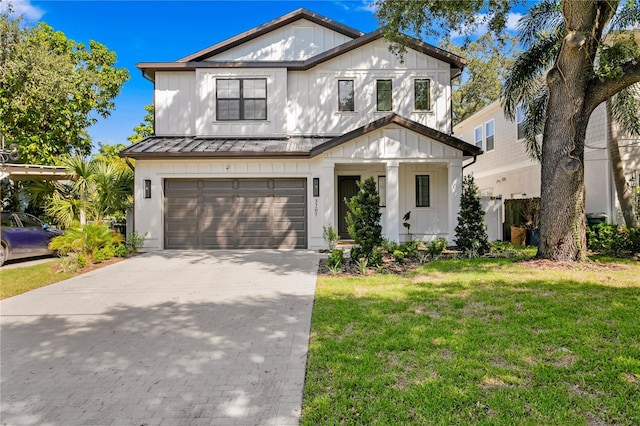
[346,177,383,260]
[455,175,490,256]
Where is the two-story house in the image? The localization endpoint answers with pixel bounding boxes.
[454,100,640,239]
[120,9,482,250]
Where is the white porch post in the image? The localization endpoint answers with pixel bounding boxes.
[386,161,400,242]
[321,163,335,231]
[448,161,463,243]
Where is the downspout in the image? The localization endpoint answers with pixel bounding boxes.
[462,155,477,173]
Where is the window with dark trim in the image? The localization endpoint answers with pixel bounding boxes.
[414,79,430,110]
[338,80,354,112]
[216,78,267,121]
[415,175,430,207]
[485,119,495,151]
[376,79,392,111]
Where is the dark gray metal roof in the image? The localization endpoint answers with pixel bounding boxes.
[120,136,333,158]
[120,114,482,160]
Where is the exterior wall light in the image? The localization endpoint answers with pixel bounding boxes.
[313,177,320,197]
[144,179,151,199]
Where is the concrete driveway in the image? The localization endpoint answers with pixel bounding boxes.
[1,250,320,426]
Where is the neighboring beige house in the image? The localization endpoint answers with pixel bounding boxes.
[120,8,481,250]
[454,100,640,239]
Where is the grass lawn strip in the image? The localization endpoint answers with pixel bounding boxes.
[0,257,125,299]
[302,257,640,425]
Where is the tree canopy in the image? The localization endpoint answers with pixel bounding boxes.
[376,0,640,261]
[127,104,154,144]
[0,11,129,165]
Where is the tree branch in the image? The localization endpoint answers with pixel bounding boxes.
[585,60,640,113]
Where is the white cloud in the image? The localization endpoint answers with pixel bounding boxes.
[1,0,45,21]
[506,13,523,31]
[357,0,376,13]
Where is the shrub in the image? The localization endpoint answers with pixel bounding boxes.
[92,248,105,264]
[350,246,363,262]
[381,239,399,253]
[322,225,339,251]
[392,250,405,263]
[345,177,383,261]
[400,240,423,259]
[99,244,115,260]
[427,238,448,258]
[369,247,383,267]
[327,249,344,270]
[57,256,79,273]
[49,222,122,257]
[587,224,640,257]
[125,231,146,252]
[114,243,129,258]
[76,253,88,268]
[455,175,489,256]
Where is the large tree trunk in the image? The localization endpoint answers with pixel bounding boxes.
[606,99,638,228]
[537,1,616,261]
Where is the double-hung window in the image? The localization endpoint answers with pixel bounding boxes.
[338,80,354,112]
[414,79,431,111]
[474,126,483,149]
[485,120,495,151]
[376,79,392,111]
[216,78,267,121]
[415,175,430,207]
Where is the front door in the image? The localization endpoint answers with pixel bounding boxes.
[337,176,360,239]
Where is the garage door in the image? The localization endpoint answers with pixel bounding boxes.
[164,178,307,249]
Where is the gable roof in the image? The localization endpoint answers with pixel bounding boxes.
[178,8,364,63]
[137,11,467,80]
[120,114,482,159]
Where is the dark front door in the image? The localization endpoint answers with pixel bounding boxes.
[337,176,360,239]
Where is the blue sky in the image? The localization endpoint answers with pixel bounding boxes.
[8,0,524,151]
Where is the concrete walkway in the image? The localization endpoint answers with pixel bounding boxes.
[1,250,320,426]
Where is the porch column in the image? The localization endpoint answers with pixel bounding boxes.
[386,161,400,242]
[448,161,462,243]
[322,164,335,230]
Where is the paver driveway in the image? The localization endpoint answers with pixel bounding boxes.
[1,250,320,426]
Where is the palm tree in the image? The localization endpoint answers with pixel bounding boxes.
[503,0,640,229]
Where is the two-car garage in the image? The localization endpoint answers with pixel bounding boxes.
[164,178,307,249]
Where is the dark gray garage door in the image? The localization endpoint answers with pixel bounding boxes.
[164,178,307,249]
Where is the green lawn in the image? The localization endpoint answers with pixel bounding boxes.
[1,259,78,299]
[302,257,640,425]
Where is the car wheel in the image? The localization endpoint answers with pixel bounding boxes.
[0,243,7,267]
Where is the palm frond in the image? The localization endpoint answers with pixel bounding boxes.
[611,83,640,137]
[521,84,549,161]
[503,27,562,120]
[516,0,562,46]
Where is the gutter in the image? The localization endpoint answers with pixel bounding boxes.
[462,155,477,172]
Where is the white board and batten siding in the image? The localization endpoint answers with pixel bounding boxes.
[287,38,453,136]
[206,19,354,62]
[155,72,196,136]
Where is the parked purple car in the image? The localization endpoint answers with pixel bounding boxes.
[1,212,63,267]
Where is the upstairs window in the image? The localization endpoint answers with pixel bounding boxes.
[416,175,430,207]
[516,106,526,140]
[216,78,267,121]
[414,79,431,111]
[485,120,495,151]
[376,79,392,111]
[474,126,483,149]
[338,80,355,112]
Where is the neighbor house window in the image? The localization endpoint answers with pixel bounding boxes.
[516,105,526,140]
[216,78,267,121]
[376,79,392,111]
[415,175,430,207]
[414,79,430,110]
[338,80,354,112]
[474,126,483,149]
[485,120,495,151]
